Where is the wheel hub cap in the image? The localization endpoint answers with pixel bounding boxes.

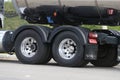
[59,38,77,60]
[21,37,37,58]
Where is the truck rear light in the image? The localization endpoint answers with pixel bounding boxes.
[89,39,97,44]
[53,12,57,17]
[89,32,98,44]
[107,8,114,15]
[89,32,98,39]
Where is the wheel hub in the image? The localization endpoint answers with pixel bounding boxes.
[59,38,77,60]
[21,37,38,58]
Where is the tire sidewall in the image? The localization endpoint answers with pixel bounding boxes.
[91,45,119,67]
[52,31,86,66]
[15,29,48,64]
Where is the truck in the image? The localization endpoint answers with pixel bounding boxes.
[0,0,120,67]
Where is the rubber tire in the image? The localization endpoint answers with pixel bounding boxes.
[15,29,51,64]
[52,31,88,67]
[91,45,119,67]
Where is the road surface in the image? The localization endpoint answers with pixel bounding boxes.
[0,54,120,80]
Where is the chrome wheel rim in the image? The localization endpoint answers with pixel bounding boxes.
[59,38,77,60]
[20,37,38,58]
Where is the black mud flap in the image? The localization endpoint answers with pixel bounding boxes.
[84,44,98,60]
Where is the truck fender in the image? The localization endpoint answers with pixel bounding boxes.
[48,26,90,45]
[12,25,50,43]
[93,29,120,45]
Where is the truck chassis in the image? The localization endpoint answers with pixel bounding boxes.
[0,0,120,67]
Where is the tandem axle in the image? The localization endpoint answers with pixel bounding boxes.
[0,25,120,67]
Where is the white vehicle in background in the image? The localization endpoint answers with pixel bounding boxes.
[0,0,120,67]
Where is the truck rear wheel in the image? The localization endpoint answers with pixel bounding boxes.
[52,31,88,67]
[91,45,119,67]
[15,29,51,64]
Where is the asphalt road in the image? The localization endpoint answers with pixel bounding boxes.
[0,54,120,80]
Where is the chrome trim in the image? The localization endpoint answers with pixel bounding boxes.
[0,31,7,52]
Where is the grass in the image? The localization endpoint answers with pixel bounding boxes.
[81,25,120,30]
[1,2,120,31]
[1,2,28,30]
[4,16,28,30]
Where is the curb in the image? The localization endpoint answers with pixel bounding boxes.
[0,54,18,60]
